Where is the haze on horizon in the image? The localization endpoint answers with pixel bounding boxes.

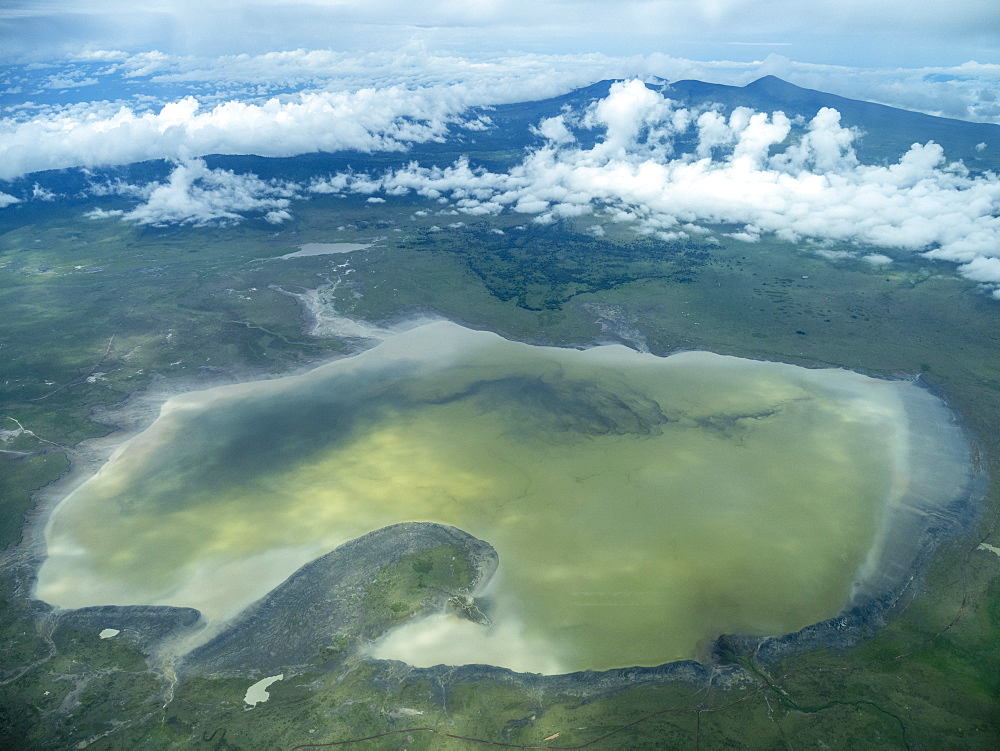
[1,0,999,121]
[2,0,998,68]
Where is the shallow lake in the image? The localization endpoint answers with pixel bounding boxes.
[37,321,971,673]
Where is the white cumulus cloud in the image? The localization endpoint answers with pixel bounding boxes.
[313,80,1000,293]
[0,86,481,180]
[4,49,1000,185]
[113,158,298,226]
[862,253,893,265]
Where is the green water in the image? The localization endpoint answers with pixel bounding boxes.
[39,321,923,671]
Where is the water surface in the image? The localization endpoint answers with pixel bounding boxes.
[37,322,971,672]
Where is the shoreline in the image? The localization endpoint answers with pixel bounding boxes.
[4,345,364,602]
[7,313,988,683]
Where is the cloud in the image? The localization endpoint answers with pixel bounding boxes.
[0,192,19,208]
[65,76,997,292]
[0,49,663,181]
[0,86,481,180]
[264,208,292,224]
[1,1,999,71]
[73,49,130,62]
[43,74,98,89]
[64,49,999,127]
[3,47,998,296]
[862,253,893,265]
[31,184,56,201]
[2,49,1000,185]
[109,158,298,226]
[314,80,1000,294]
[84,207,124,219]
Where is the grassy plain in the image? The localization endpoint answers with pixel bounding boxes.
[0,185,998,749]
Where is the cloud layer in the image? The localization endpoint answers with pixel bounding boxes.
[3,49,1000,188]
[78,80,1000,298]
[300,80,1000,294]
[2,1,999,69]
[5,49,1000,299]
[0,87,477,180]
[91,158,298,226]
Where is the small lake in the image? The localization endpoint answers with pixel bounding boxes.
[36,322,972,673]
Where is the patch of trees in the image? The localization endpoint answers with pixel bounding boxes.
[413,222,710,310]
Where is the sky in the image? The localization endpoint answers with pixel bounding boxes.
[2,1,1000,296]
[2,0,999,68]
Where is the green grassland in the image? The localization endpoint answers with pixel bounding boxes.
[1,185,999,749]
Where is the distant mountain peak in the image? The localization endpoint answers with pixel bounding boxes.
[745,75,803,92]
[655,75,998,169]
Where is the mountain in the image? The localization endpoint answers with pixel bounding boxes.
[663,75,999,168]
[479,74,999,169]
[12,76,999,195]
